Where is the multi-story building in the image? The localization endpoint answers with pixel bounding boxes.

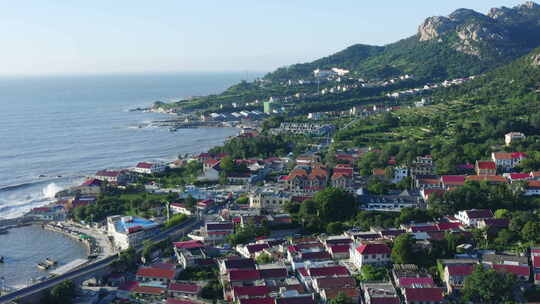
[350,242,391,269]
[505,132,526,146]
[491,152,527,170]
[249,189,291,212]
[107,215,160,250]
[133,162,167,174]
[287,165,329,195]
[475,161,497,176]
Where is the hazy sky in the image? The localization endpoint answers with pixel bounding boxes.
[0,1,529,76]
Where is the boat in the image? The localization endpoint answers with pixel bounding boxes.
[0,256,4,263]
[44,258,57,266]
[37,263,49,270]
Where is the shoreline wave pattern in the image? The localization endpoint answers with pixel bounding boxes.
[0,73,253,220]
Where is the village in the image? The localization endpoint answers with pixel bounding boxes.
[17,122,540,304]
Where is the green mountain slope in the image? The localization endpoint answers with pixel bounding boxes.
[266,2,540,82]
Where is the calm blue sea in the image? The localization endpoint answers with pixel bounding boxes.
[0,72,257,219]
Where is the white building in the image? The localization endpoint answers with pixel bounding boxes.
[505,132,526,146]
[249,189,291,212]
[350,242,391,270]
[491,152,527,169]
[107,215,160,250]
[393,167,409,183]
[133,162,166,174]
[455,209,494,227]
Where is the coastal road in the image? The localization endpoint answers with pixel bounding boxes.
[0,218,200,304]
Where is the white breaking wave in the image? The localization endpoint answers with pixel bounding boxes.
[42,183,62,199]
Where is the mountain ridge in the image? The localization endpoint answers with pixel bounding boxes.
[265,1,540,82]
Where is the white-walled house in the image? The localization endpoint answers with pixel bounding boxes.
[350,243,391,269]
[455,209,494,227]
[133,162,166,174]
[393,167,409,183]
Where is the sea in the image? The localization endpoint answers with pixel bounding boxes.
[0,72,258,220]
[0,72,260,289]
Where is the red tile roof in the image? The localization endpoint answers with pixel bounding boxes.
[398,277,435,287]
[314,277,356,289]
[533,256,540,268]
[329,244,351,253]
[441,175,466,184]
[308,266,349,277]
[300,251,332,261]
[465,209,494,219]
[168,282,200,293]
[371,298,400,304]
[436,222,462,231]
[323,287,360,299]
[410,225,439,232]
[508,173,530,180]
[229,269,261,281]
[167,299,199,304]
[404,287,443,302]
[356,243,391,255]
[240,298,275,304]
[476,161,496,170]
[224,258,256,270]
[133,285,166,295]
[246,244,270,254]
[275,296,315,304]
[259,268,287,279]
[136,267,175,280]
[493,264,530,277]
[136,162,154,169]
[446,264,474,276]
[174,240,205,249]
[232,286,270,297]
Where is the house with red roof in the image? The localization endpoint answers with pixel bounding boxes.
[311,277,356,293]
[190,221,234,244]
[440,175,466,189]
[443,264,475,293]
[306,266,350,279]
[287,165,329,194]
[133,162,166,174]
[503,172,531,183]
[328,244,351,260]
[455,209,494,227]
[173,240,210,269]
[475,160,496,176]
[491,152,527,169]
[95,169,131,185]
[524,180,540,196]
[320,287,360,304]
[228,269,262,286]
[237,243,271,258]
[170,202,193,216]
[232,286,271,301]
[136,264,177,284]
[219,257,256,275]
[492,264,530,281]
[350,243,391,269]
[403,287,444,304]
[168,282,201,299]
[361,282,400,304]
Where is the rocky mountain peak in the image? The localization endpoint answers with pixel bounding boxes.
[520,1,539,9]
[533,53,540,66]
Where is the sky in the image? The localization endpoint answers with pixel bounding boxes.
[0,1,529,76]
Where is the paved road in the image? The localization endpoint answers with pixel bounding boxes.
[0,218,200,304]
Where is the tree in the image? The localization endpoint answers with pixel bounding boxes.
[220,156,234,174]
[326,222,344,234]
[255,253,274,264]
[184,195,196,209]
[328,292,353,304]
[462,265,517,303]
[521,221,540,243]
[494,209,510,219]
[391,234,415,264]
[42,280,75,304]
[314,187,356,223]
[359,265,387,281]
